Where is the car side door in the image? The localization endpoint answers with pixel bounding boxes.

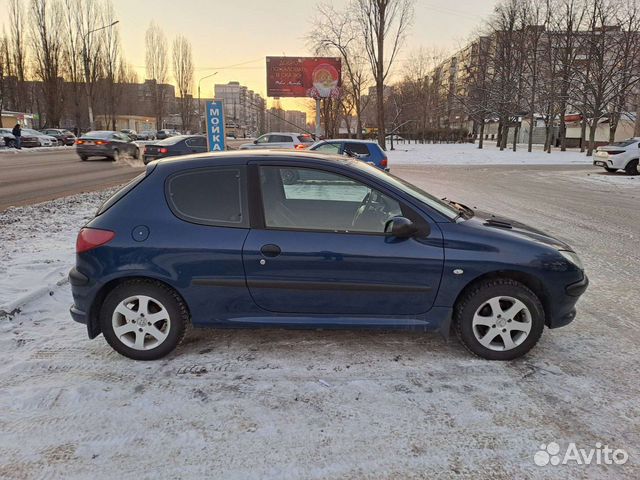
[241,163,444,317]
[269,134,294,149]
[185,137,207,153]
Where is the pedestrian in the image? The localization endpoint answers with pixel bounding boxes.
[11,123,22,149]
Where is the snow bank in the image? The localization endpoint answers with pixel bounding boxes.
[387,142,593,166]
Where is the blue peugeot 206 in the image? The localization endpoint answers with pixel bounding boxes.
[69,151,588,361]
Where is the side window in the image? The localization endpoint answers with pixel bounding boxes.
[166,167,249,227]
[259,166,402,233]
[344,143,370,157]
[270,135,293,143]
[256,135,270,144]
[185,137,206,147]
[314,143,341,154]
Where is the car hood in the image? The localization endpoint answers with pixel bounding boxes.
[471,210,571,250]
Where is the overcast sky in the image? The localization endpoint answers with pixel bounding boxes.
[1,0,498,109]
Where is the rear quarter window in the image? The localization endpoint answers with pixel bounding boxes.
[96,173,146,216]
[166,167,249,227]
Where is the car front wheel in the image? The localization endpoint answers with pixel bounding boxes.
[455,279,545,360]
[100,279,189,360]
[625,159,639,175]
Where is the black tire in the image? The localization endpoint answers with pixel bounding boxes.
[281,168,299,185]
[7,139,16,148]
[80,155,88,161]
[624,159,639,175]
[100,279,189,360]
[604,167,618,173]
[455,279,545,360]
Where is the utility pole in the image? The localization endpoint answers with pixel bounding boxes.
[83,20,119,131]
[198,71,218,133]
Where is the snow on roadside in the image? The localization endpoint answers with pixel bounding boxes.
[0,189,116,310]
[0,145,75,155]
[387,142,593,166]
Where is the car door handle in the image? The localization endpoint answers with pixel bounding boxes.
[260,244,281,257]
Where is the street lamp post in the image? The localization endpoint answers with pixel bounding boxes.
[198,71,218,133]
[83,20,119,131]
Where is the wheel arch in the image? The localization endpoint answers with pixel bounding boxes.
[450,270,551,333]
[87,275,190,339]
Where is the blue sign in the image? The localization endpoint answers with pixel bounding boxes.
[205,100,225,151]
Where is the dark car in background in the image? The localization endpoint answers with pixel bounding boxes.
[310,139,389,170]
[137,130,156,141]
[41,128,77,146]
[143,135,207,164]
[0,128,17,148]
[156,129,180,140]
[75,130,140,161]
[69,151,587,361]
[120,129,138,141]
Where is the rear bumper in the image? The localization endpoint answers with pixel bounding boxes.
[76,146,113,157]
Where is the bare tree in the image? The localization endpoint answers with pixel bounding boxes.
[8,0,28,112]
[172,35,194,134]
[145,22,168,130]
[0,32,7,121]
[98,0,121,130]
[78,0,107,130]
[354,0,414,149]
[30,0,65,127]
[308,3,371,138]
[606,1,640,143]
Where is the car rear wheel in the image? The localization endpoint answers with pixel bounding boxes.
[625,159,639,175]
[455,279,545,360]
[6,139,16,148]
[80,155,88,161]
[100,279,189,360]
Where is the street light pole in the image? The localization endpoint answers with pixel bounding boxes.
[83,20,119,131]
[198,71,218,133]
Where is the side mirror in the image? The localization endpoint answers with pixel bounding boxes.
[253,139,258,144]
[385,216,419,238]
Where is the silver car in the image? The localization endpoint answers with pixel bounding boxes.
[239,132,314,150]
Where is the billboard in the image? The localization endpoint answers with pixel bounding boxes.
[205,100,225,151]
[266,56,342,98]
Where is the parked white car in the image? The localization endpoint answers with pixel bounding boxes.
[239,132,314,150]
[593,138,640,175]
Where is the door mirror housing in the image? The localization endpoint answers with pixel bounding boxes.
[385,216,419,238]
[253,139,258,144]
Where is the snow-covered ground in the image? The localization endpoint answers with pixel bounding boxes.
[387,142,593,166]
[0,145,75,155]
[0,162,638,479]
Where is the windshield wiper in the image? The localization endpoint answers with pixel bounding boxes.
[442,197,475,220]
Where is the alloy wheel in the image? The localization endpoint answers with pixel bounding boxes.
[111,295,171,351]
[471,296,532,351]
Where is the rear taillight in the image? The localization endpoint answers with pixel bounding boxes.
[75,139,85,145]
[159,147,168,154]
[95,140,109,145]
[381,157,388,168]
[295,144,307,150]
[76,228,115,253]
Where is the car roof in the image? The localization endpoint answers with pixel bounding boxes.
[318,139,378,144]
[264,132,307,136]
[152,149,358,170]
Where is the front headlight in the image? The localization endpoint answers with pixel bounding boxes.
[559,250,583,270]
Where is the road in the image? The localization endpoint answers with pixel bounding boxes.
[1,161,638,478]
[0,148,143,211]
[0,139,250,211]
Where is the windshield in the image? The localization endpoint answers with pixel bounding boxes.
[82,131,114,139]
[155,136,186,145]
[349,160,460,220]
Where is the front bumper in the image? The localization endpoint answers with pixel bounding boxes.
[547,274,589,329]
